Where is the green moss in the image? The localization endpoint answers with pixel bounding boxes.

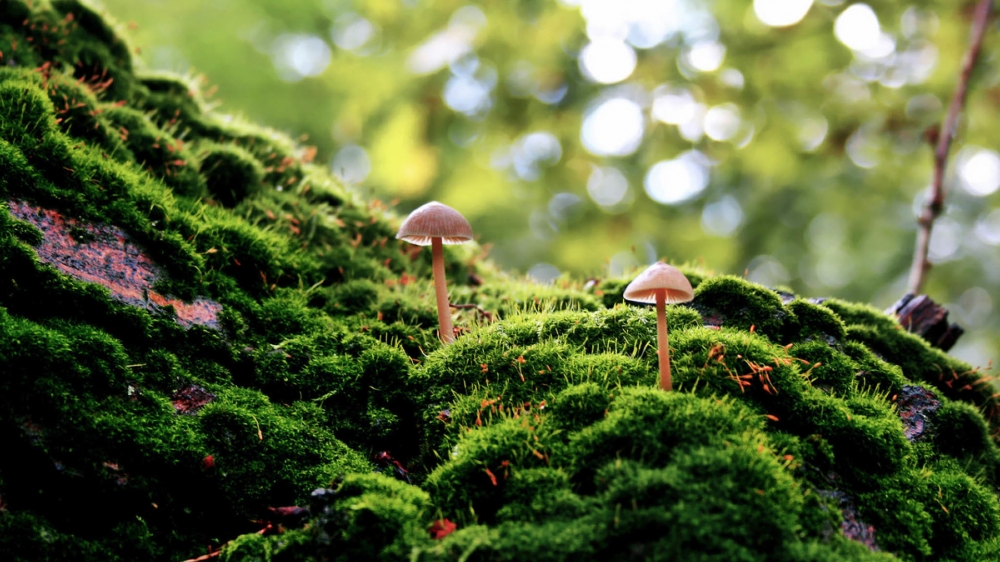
[103,105,205,195]
[690,275,789,337]
[425,416,556,523]
[591,447,802,558]
[566,390,766,484]
[923,464,1000,555]
[463,281,602,316]
[218,473,433,562]
[784,299,847,344]
[839,341,909,393]
[325,278,380,315]
[197,142,265,208]
[791,340,857,396]
[933,400,1000,483]
[0,511,128,562]
[494,467,589,522]
[819,298,900,332]
[0,79,57,150]
[3,1,1000,561]
[41,73,132,161]
[52,0,136,73]
[199,388,370,516]
[546,381,615,432]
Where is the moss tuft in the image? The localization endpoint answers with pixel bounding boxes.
[197,142,265,208]
[690,275,789,337]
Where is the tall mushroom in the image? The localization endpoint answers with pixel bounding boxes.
[623,262,694,391]
[396,201,473,345]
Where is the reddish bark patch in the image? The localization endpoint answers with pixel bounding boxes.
[895,385,940,442]
[266,506,310,526]
[171,384,216,414]
[839,497,878,550]
[887,293,964,351]
[820,489,879,551]
[8,200,221,330]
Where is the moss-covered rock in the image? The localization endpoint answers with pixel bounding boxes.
[1,1,999,561]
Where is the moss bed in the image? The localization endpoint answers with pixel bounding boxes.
[2,2,1000,561]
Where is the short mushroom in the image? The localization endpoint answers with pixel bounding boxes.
[396,201,473,344]
[623,262,694,391]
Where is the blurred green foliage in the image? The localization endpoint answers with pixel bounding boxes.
[95,0,1000,365]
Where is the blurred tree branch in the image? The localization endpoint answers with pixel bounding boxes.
[908,0,994,295]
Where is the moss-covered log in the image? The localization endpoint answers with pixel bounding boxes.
[1,1,1000,561]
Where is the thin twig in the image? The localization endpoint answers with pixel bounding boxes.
[907,0,994,294]
[449,303,494,323]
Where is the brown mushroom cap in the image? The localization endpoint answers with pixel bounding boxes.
[623,262,694,304]
[396,201,473,246]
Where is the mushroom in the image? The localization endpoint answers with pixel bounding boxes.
[623,262,694,391]
[396,201,473,345]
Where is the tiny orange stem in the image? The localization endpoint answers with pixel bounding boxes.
[431,237,454,344]
[656,289,671,391]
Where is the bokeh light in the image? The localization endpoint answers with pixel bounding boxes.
[443,71,494,117]
[747,255,791,288]
[957,287,994,327]
[798,117,829,152]
[549,192,584,222]
[846,125,881,169]
[958,147,1000,196]
[587,166,632,211]
[272,34,331,81]
[753,0,814,28]
[527,263,561,284]
[579,38,637,84]
[684,41,725,72]
[407,6,485,75]
[701,196,744,237]
[975,209,1000,246]
[644,152,710,205]
[703,104,741,142]
[331,144,372,185]
[929,217,962,263]
[577,0,682,48]
[608,251,640,277]
[652,87,699,125]
[581,98,645,157]
[806,213,847,253]
[512,132,562,181]
[834,4,881,52]
[331,13,377,53]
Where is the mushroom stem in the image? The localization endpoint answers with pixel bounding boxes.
[431,237,454,344]
[655,289,671,391]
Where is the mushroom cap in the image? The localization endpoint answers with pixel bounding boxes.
[396,201,473,246]
[623,262,694,304]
